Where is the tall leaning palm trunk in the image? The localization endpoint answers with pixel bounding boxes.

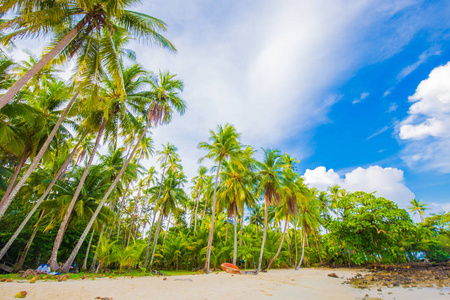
[233,212,238,265]
[0,131,84,261]
[13,211,45,272]
[116,182,132,239]
[82,229,95,271]
[295,230,306,270]
[61,117,151,272]
[193,187,201,232]
[0,91,79,221]
[263,219,288,271]
[49,120,106,270]
[204,158,222,273]
[0,17,89,109]
[148,213,164,269]
[144,153,169,267]
[256,199,269,274]
[1,151,28,202]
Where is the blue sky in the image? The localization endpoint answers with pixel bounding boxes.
[129,0,450,218]
[11,0,450,219]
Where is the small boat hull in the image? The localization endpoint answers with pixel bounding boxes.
[221,263,240,274]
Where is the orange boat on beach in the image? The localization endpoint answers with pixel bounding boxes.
[220,263,240,274]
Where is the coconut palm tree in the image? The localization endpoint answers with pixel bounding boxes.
[191,166,208,232]
[0,133,86,261]
[48,62,152,269]
[217,159,254,265]
[295,187,324,270]
[254,149,283,274]
[263,167,302,271]
[144,143,178,267]
[407,198,429,222]
[198,123,241,273]
[60,71,185,272]
[0,0,176,108]
[0,78,75,221]
[148,169,187,269]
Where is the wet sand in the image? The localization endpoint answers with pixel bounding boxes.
[0,268,449,299]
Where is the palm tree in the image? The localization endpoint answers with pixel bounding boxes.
[264,167,302,271]
[0,79,76,221]
[254,149,283,274]
[60,71,185,272]
[295,187,324,270]
[48,62,153,269]
[0,0,176,108]
[192,166,208,232]
[144,143,178,267]
[407,199,429,222]
[0,133,86,261]
[217,159,254,265]
[198,123,241,273]
[148,170,187,269]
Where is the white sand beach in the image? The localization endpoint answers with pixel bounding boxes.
[1,268,449,299]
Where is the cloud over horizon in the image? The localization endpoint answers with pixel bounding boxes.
[131,0,438,180]
[303,165,416,210]
[399,62,450,173]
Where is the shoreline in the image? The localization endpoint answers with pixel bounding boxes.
[1,268,449,299]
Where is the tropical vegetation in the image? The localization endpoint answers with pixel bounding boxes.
[0,2,449,276]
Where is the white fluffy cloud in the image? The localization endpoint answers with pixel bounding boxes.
[399,62,450,172]
[303,166,415,209]
[126,0,432,179]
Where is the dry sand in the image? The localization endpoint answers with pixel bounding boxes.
[1,268,449,299]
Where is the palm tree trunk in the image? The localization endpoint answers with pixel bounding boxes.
[107,194,119,239]
[162,211,171,246]
[294,223,298,266]
[239,213,243,249]
[13,212,44,272]
[1,151,27,202]
[264,218,288,271]
[133,199,145,240]
[61,118,151,272]
[144,209,158,267]
[314,233,322,264]
[256,200,268,274]
[149,213,164,269]
[225,217,229,242]
[287,226,291,267]
[144,153,169,263]
[233,213,238,265]
[0,17,89,109]
[201,196,208,218]
[90,226,105,273]
[116,182,132,239]
[49,119,106,270]
[193,188,201,232]
[0,91,79,221]
[126,199,139,247]
[0,135,82,261]
[204,158,222,273]
[295,230,306,270]
[82,229,95,271]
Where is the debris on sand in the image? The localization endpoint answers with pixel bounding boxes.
[345,262,450,289]
[15,291,27,298]
[328,273,339,278]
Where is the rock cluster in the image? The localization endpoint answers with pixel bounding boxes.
[345,262,450,289]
